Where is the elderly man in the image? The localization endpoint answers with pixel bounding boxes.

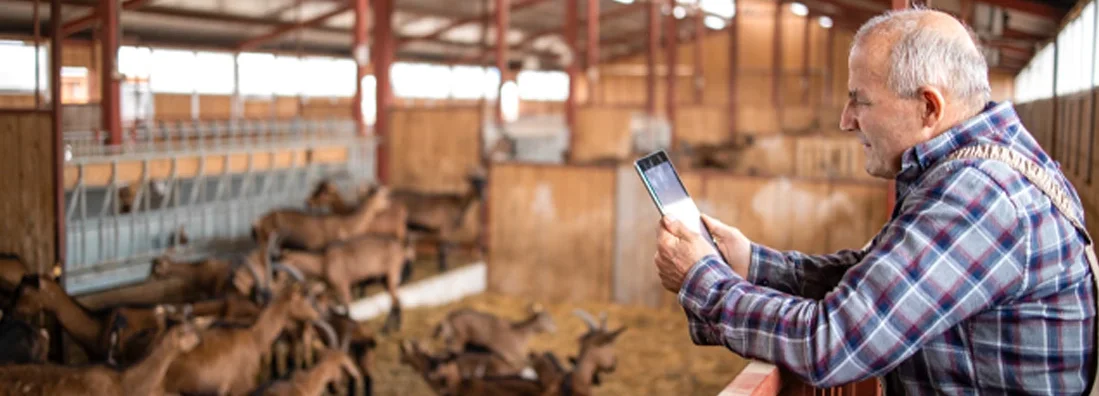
[655,8,1098,394]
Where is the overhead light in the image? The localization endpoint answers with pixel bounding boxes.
[613,0,634,3]
[704,16,726,30]
[673,6,687,19]
[790,2,809,17]
[818,16,833,29]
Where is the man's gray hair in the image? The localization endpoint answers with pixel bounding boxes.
[854,9,991,110]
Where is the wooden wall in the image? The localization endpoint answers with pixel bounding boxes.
[488,164,616,303]
[388,107,482,194]
[569,107,633,163]
[489,162,889,307]
[0,111,57,273]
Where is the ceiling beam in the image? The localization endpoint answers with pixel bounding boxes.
[1001,26,1051,41]
[237,4,350,51]
[61,0,152,37]
[516,3,644,49]
[979,0,1066,20]
[397,0,551,48]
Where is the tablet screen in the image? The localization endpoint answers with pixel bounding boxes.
[639,157,716,246]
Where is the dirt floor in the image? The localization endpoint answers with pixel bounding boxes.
[361,292,750,396]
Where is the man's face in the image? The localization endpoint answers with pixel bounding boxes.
[840,45,929,179]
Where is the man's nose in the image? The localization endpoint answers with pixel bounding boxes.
[839,102,858,132]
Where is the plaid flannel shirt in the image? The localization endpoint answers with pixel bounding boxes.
[678,101,1097,394]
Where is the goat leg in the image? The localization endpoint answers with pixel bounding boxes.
[382,267,402,334]
[436,241,450,272]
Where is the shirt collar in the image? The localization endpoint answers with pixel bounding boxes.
[896,101,1022,182]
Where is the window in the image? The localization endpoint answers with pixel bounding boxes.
[517,70,568,101]
[361,75,376,126]
[238,52,276,97]
[1015,44,1055,103]
[149,49,197,93]
[391,62,451,99]
[300,57,356,97]
[194,52,235,94]
[272,56,303,96]
[500,80,519,122]
[451,66,489,99]
[118,46,152,79]
[0,41,48,92]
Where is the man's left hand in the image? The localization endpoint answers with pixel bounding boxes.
[655,216,718,293]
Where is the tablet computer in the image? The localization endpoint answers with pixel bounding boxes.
[634,150,718,248]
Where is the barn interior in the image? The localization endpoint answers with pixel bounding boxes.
[0,0,1088,394]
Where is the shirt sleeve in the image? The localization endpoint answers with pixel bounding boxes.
[677,167,1026,388]
[749,244,868,299]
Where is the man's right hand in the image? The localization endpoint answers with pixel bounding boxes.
[701,214,751,279]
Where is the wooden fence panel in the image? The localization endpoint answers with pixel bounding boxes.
[488,164,616,303]
[570,107,633,163]
[0,111,57,272]
[389,107,482,194]
[675,106,729,147]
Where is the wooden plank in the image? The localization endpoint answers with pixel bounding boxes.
[63,149,312,188]
[675,106,730,147]
[0,112,56,273]
[388,107,482,194]
[488,164,616,303]
[153,94,193,121]
[701,175,834,252]
[570,107,634,163]
[198,95,232,120]
[310,146,350,164]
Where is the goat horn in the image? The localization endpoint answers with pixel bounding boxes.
[572,309,599,331]
[313,319,339,349]
[272,262,306,283]
[241,259,265,302]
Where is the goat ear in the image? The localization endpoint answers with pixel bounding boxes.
[605,326,627,343]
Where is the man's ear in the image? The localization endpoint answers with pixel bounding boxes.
[918,86,946,128]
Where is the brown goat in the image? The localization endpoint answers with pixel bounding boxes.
[163,283,326,396]
[257,349,363,396]
[0,309,50,365]
[0,254,27,293]
[0,317,202,396]
[386,172,485,271]
[541,310,627,396]
[10,275,111,361]
[252,185,391,251]
[277,235,412,332]
[306,180,410,243]
[433,304,556,369]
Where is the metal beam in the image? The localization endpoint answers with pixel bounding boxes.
[773,0,783,127]
[802,10,811,106]
[496,0,509,124]
[516,3,644,50]
[980,0,1066,20]
[647,0,658,116]
[51,0,65,272]
[694,9,704,105]
[667,0,679,150]
[399,0,548,48]
[374,0,394,184]
[236,4,350,51]
[565,0,578,131]
[101,0,122,145]
[729,0,738,140]
[586,0,599,104]
[352,0,367,136]
[61,0,151,37]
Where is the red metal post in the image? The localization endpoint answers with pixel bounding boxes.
[352,0,368,136]
[586,0,599,104]
[694,8,704,105]
[101,0,122,145]
[647,0,658,116]
[802,11,811,106]
[565,0,578,130]
[823,23,834,110]
[33,0,40,109]
[50,0,64,274]
[496,0,509,124]
[772,0,783,131]
[666,0,678,150]
[728,0,739,140]
[374,0,394,184]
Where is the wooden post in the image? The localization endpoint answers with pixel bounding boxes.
[647,0,659,116]
[666,0,679,150]
[352,0,368,136]
[374,0,394,183]
[586,0,599,104]
[773,0,783,132]
[51,0,64,278]
[101,0,122,145]
[802,11,811,106]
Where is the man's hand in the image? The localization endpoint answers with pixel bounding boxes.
[655,217,718,293]
[701,214,752,279]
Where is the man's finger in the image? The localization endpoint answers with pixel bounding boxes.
[662,217,691,238]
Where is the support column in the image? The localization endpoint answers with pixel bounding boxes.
[565,0,578,130]
[646,0,658,116]
[374,0,394,183]
[586,0,599,104]
[100,0,122,145]
[51,0,64,279]
[772,0,783,131]
[728,0,738,140]
[802,12,811,106]
[693,8,704,105]
[666,0,679,150]
[495,0,510,124]
[352,0,369,136]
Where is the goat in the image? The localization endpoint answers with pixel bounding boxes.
[163,283,328,396]
[0,254,27,293]
[433,303,556,369]
[306,180,411,244]
[0,309,50,365]
[0,317,203,396]
[10,274,112,361]
[385,171,486,271]
[252,185,391,251]
[253,349,363,396]
[277,235,413,333]
[540,310,627,396]
[152,234,280,303]
[442,353,566,396]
